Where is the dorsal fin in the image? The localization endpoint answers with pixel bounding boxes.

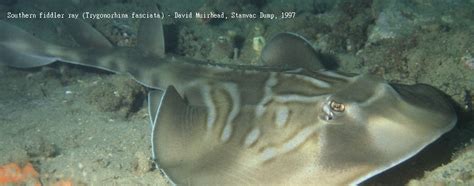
[63,19,113,48]
[261,32,323,71]
[137,5,165,57]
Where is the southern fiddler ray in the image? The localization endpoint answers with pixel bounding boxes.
[0,9,456,185]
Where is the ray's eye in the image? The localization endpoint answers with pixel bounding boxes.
[329,101,345,112]
[321,100,346,121]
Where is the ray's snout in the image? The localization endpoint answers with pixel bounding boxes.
[364,82,458,159]
[390,83,457,130]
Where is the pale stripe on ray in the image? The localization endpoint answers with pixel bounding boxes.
[274,106,290,128]
[243,127,261,148]
[201,84,217,130]
[255,72,278,117]
[258,125,319,162]
[220,82,241,142]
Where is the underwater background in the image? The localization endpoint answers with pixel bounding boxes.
[0,0,473,185]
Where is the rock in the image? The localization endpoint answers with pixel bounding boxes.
[87,75,145,118]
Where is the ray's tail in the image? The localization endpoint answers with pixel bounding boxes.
[0,20,62,68]
[0,4,165,71]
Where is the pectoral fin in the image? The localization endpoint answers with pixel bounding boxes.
[151,86,209,181]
